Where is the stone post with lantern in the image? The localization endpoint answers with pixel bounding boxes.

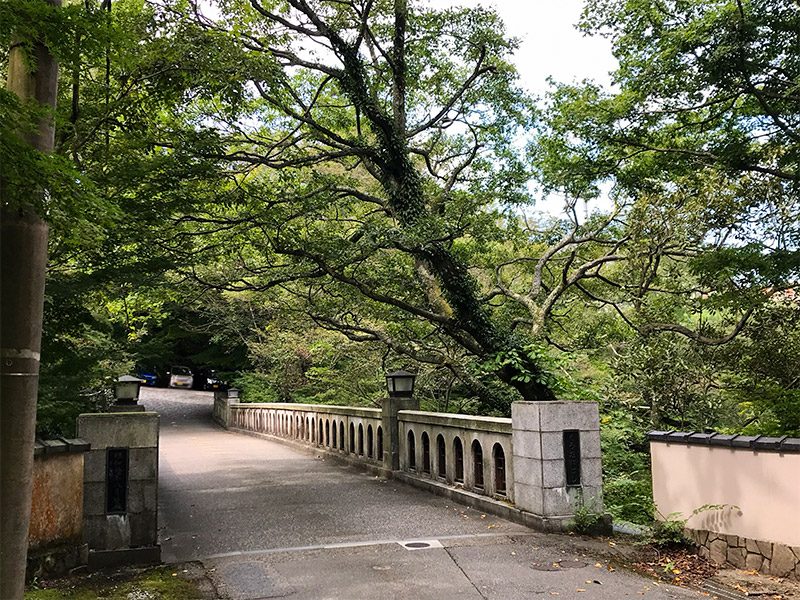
[73,373,160,567]
[109,375,144,412]
[381,370,418,471]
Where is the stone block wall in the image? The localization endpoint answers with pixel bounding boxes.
[77,411,160,567]
[512,402,604,529]
[688,529,800,580]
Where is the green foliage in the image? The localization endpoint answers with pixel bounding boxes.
[718,301,800,436]
[10,0,800,537]
[649,505,732,548]
[233,372,279,404]
[598,407,655,525]
[567,494,604,534]
[649,512,691,548]
[36,273,131,437]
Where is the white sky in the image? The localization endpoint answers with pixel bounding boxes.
[427,0,617,96]
[427,0,619,217]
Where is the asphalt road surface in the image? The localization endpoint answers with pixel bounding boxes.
[141,387,700,600]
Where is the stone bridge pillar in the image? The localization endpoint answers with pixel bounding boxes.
[381,396,419,470]
[511,401,609,532]
[77,411,160,567]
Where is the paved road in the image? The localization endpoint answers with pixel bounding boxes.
[141,388,699,600]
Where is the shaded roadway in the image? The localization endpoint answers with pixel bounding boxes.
[142,387,698,600]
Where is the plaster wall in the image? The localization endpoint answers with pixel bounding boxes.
[29,453,84,550]
[651,442,800,547]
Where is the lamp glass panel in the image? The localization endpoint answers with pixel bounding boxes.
[116,382,139,400]
[394,377,414,393]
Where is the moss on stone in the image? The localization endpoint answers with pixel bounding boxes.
[25,566,205,600]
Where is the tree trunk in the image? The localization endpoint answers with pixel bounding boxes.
[1,3,59,596]
[380,0,555,403]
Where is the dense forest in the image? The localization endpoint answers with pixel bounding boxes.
[3,0,799,526]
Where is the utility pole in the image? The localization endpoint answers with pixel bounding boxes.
[1,0,60,596]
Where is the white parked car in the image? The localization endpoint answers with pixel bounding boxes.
[169,366,194,389]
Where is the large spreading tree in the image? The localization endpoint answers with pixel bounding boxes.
[144,0,566,408]
[533,0,800,336]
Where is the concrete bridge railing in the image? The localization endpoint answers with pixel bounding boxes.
[214,392,609,533]
[226,401,384,466]
[398,410,513,502]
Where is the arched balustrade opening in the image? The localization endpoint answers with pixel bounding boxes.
[493,443,506,495]
[421,433,431,474]
[437,434,446,478]
[407,430,416,470]
[472,440,484,489]
[454,437,464,482]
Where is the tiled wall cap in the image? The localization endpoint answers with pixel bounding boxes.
[688,432,716,444]
[753,435,788,451]
[708,434,738,447]
[648,431,800,453]
[781,438,800,452]
[34,437,91,455]
[731,435,761,448]
[60,437,91,453]
[40,439,68,454]
[33,439,46,456]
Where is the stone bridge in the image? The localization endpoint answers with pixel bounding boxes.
[141,387,696,600]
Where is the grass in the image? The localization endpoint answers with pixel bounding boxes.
[25,566,206,600]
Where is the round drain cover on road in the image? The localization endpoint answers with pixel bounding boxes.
[530,563,561,572]
[399,539,443,550]
[557,560,588,569]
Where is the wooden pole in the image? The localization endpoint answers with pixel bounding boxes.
[1,1,60,596]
